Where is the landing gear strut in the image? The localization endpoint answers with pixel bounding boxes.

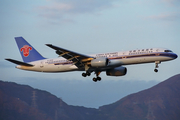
[154,61,161,72]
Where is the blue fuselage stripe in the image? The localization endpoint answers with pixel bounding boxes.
[52,52,176,65]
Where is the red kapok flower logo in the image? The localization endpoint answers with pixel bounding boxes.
[20,45,32,57]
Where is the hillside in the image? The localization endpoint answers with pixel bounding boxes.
[98,74,180,120]
[0,74,180,120]
[0,81,97,120]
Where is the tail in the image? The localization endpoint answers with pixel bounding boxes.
[15,37,46,62]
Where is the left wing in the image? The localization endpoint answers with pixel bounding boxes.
[46,44,94,68]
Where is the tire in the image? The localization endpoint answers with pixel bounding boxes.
[154,69,158,72]
[93,78,97,82]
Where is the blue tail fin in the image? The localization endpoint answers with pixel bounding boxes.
[15,37,46,62]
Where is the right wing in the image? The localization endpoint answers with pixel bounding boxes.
[46,44,94,68]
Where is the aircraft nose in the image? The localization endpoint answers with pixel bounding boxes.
[173,53,178,59]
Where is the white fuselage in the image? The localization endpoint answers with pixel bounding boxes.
[16,48,177,72]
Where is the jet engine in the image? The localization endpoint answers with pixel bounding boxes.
[91,58,109,67]
[106,67,127,76]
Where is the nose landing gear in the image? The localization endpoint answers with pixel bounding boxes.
[154,68,158,72]
[154,61,161,72]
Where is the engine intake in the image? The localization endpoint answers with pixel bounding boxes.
[106,67,127,76]
[91,58,109,67]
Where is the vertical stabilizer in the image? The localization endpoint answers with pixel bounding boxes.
[15,37,45,62]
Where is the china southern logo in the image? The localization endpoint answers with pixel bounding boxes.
[20,45,32,57]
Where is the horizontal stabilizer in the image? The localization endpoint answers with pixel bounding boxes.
[5,59,34,66]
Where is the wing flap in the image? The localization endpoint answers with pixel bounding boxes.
[46,44,93,59]
[46,44,94,68]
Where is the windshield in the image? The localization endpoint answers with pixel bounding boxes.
[164,50,172,52]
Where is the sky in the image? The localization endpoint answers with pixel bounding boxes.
[0,0,180,108]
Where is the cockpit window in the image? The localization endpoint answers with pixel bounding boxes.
[164,50,172,52]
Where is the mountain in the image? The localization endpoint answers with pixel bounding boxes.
[0,74,180,120]
[0,81,97,120]
[98,74,180,120]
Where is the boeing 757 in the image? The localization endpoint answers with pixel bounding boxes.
[5,37,178,82]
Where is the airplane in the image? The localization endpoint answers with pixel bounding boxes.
[5,37,178,82]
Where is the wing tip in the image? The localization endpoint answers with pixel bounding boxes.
[46,44,52,46]
[5,58,12,61]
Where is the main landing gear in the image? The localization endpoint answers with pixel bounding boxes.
[82,72,91,77]
[154,61,161,72]
[93,71,101,82]
[82,71,101,82]
[93,77,101,82]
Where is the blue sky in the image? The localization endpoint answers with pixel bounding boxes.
[0,0,180,108]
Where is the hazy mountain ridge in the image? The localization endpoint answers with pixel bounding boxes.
[98,74,180,120]
[0,81,97,120]
[0,74,180,120]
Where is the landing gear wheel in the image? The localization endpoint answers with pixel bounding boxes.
[82,72,91,77]
[154,69,158,72]
[86,72,91,76]
[97,77,101,81]
[93,78,97,82]
[82,73,87,77]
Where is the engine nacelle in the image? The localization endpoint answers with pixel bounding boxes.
[108,59,122,67]
[106,67,127,76]
[91,58,109,67]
